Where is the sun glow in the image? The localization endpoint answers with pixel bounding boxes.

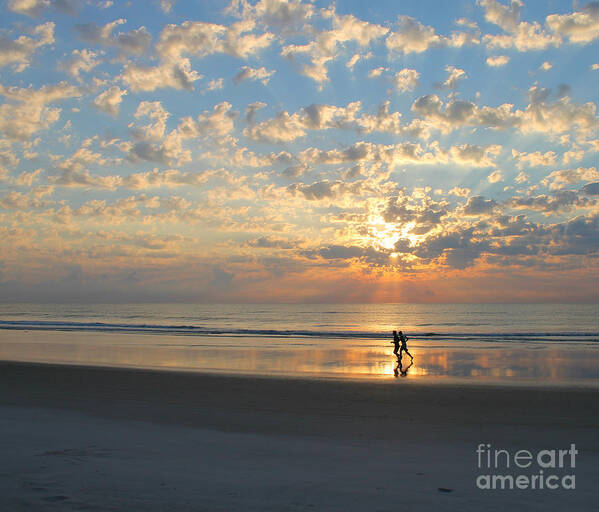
[367,216,420,250]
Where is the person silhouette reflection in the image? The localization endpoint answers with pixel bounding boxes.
[394,355,413,378]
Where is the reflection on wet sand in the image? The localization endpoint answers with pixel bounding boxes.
[1,330,599,386]
[393,357,413,378]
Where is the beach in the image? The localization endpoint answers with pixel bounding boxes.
[1,361,598,511]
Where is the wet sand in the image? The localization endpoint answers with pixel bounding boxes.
[1,361,599,510]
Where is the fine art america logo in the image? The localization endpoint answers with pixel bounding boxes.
[476,443,578,490]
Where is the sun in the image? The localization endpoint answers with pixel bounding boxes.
[367,216,420,251]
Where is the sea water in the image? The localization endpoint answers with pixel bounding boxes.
[1,303,598,385]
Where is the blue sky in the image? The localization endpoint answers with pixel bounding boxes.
[1,0,599,302]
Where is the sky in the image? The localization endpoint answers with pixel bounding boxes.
[1,0,599,303]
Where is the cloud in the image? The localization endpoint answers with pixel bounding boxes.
[281,11,388,84]
[541,167,599,190]
[386,15,479,54]
[486,54,509,66]
[511,149,557,168]
[233,65,275,85]
[206,78,224,91]
[488,169,503,183]
[449,186,471,197]
[245,101,267,124]
[479,0,560,51]
[0,81,82,140]
[160,0,175,13]
[519,86,599,135]
[178,101,237,138]
[122,18,274,92]
[438,65,467,89]
[121,59,201,92]
[410,88,599,137]
[53,168,122,190]
[546,3,599,44]
[156,19,273,61]
[462,195,499,215]
[393,68,419,93]
[229,0,315,32]
[244,102,360,143]
[93,86,127,116]
[479,0,522,32]
[507,190,596,213]
[75,19,152,58]
[411,94,519,133]
[581,182,599,195]
[7,0,77,16]
[61,49,101,81]
[0,22,54,72]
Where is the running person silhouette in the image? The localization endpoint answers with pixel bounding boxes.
[398,330,414,361]
[391,330,400,356]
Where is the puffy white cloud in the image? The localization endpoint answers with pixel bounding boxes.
[486,55,509,66]
[386,15,478,55]
[75,19,152,58]
[157,19,273,61]
[539,61,552,71]
[546,3,599,44]
[61,49,101,81]
[228,0,315,32]
[121,59,201,92]
[386,16,442,54]
[393,68,419,93]
[368,66,387,78]
[244,101,361,143]
[122,18,273,92]
[93,86,127,116]
[519,86,599,135]
[281,12,388,84]
[488,169,503,183]
[411,94,519,133]
[515,171,528,183]
[7,0,50,16]
[0,81,82,140]
[480,0,559,51]
[233,65,275,85]
[160,0,175,13]
[483,22,559,51]
[437,143,502,167]
[462,195,499,215]
[178,102,237,138]
[207,78,224,91]
[479,0,522,32]
[449,186,471,197]
[439,65,467,89]
[541,167,599,190]
[511,149,557,169]
[7,0,77,16]
[345,52,371,71]
[0,22,54,72]
[410,88,599,137]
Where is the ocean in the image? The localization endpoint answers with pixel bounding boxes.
[1,303,599,385]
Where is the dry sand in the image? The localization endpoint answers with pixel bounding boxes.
[1,361,598,511]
